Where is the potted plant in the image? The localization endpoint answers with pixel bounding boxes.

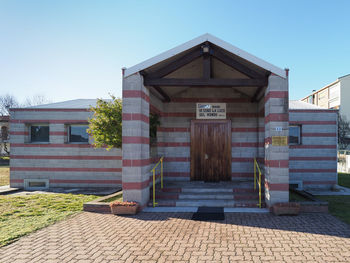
[272,202,300,216]
[109,201,139,215]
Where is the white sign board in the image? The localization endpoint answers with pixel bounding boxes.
[196,103,226,119]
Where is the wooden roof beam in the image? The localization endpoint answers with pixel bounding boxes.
[211,46,264,79]
[152,86,171,102]
[144,78,267,87]
[146,48,202,79]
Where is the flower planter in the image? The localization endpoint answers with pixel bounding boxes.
[272,202,300,216]
[110,201,139,215]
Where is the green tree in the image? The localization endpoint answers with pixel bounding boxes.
[88,96,122,150]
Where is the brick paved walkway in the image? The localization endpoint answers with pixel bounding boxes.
[1,212,350,263]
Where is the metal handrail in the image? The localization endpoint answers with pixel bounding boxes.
[254,158,262,208]
[150,156,164,207]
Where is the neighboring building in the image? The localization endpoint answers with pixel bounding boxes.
[301,74,350,116]
[0,115,10,156]
[9,34,338,209]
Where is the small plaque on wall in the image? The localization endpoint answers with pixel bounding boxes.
[196,103,226,119]
[272,136,288,146]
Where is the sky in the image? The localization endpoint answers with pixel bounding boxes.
[1,0,350,103]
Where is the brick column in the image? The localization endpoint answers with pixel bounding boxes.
[122,73,150,207]
[264,74,289,207]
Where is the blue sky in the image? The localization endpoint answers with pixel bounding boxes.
[1,0,350,103]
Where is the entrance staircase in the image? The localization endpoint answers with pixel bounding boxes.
[148,180,265,208]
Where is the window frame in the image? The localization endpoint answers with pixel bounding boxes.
[68,124,90,144]
[289,125,302,145]
[29,124,50,143]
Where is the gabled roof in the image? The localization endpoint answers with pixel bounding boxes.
[19,99,111,109]
[124,33,286,78]
[289,100,337,110]
[12,99,320,110]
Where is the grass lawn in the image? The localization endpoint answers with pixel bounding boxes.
[0,166,9,186]
[317,195,350,225]
[0,193,97,247]
[338,172,350,188]
[316,173,350,225]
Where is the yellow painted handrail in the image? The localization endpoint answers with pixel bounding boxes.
[151,157,164,208]
[254,158,262,208]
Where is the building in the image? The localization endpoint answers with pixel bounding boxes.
[9,34,338,209]
[9,100,122,189]
[0,115,10,157]
[301,74,350,115]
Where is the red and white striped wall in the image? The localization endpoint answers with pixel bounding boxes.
[122,73,150,207]
[9,108,122,188]
[289,109,338,189]
[149,87,265,182]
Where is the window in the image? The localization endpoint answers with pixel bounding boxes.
[1,126,8,141]
[29,181,46,188]
[24,179,49,190]
[289,125,301,145]
[30,125,49,142]
[69,125,89,143]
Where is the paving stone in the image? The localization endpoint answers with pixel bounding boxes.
[0,212,349,262]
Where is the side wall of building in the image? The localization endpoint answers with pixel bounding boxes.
[289,109,338,189]
[9,109,122,189]
[340,75,350,119]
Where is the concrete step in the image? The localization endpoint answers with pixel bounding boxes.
[158,187,259,194]
[152,189,263,201]
[178,193,235,200]
[149,180,265,208]
[234,193,264,201]
[234,200,267,208]
[148,200,176,207]
[150,192,264,201]
[159,187,182,193]
[154,192,262,200]
[175,199,236,207]
[180,187,233,193]
[147,199,266,208]
[233,188,258,193]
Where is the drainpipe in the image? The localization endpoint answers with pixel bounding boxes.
[285,68,289,79]
[285,68,290,114]
[121,67,126,77]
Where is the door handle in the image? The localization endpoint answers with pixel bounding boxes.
[205,153,208,160]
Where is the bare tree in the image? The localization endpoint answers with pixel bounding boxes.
[0,94,20,116]
[338,114,350,150]
[23,94,51,107]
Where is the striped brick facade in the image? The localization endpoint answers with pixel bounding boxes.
[149,89,264,183]
[9,108,122,188]
[289,109,338,189]
[264,75,290,206]
[122,73,150,206]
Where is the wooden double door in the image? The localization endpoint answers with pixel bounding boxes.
[190,120,231,182]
